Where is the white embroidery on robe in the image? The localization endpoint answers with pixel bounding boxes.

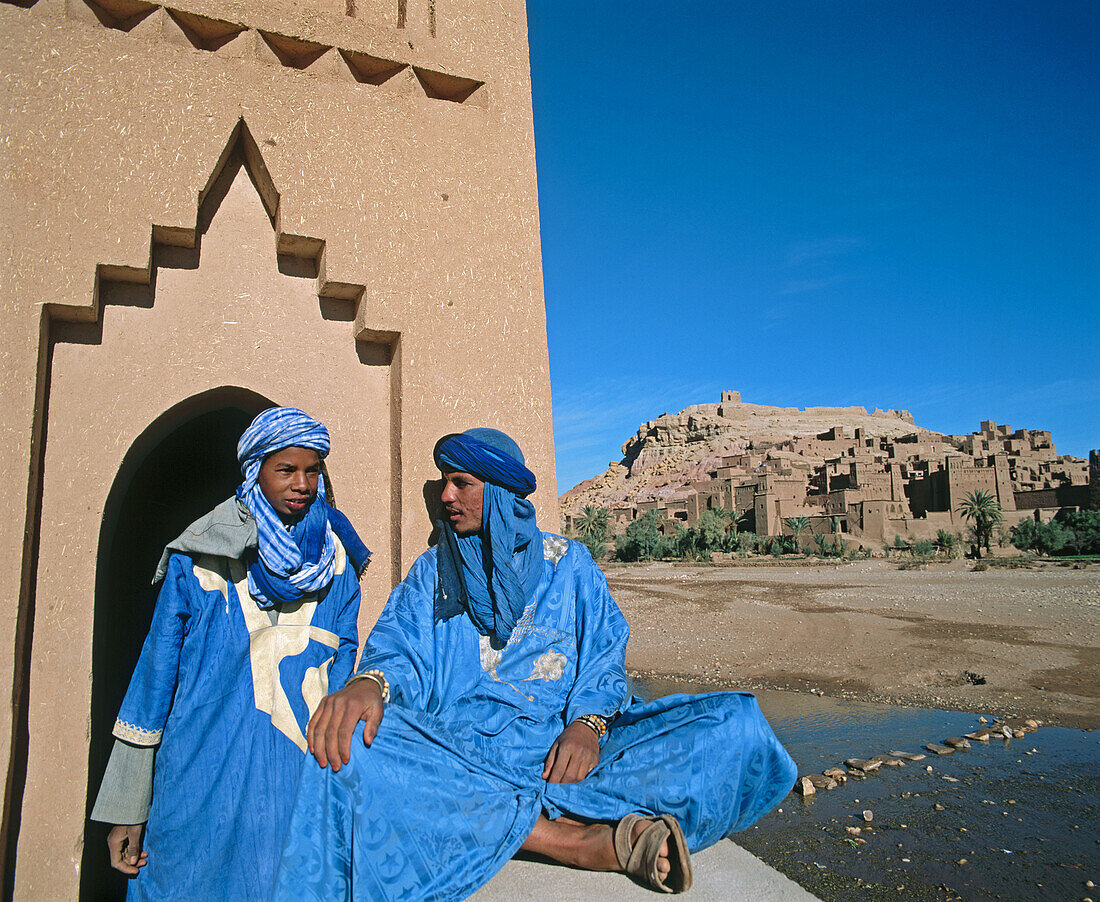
[113,720,162,746]
[478,634,534,701]
[543,534,569,565]
[524,650,567,682]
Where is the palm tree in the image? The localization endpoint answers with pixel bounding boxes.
[956,490,1002,559]
[935,528,959,559]
[784,516,810,552]
[577,504,609,539]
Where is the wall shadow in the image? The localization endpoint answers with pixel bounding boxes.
[422,478,444,548]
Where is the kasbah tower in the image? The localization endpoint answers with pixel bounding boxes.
[0,0,556,896]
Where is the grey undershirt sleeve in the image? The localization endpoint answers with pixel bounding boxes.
[89,739,154,825]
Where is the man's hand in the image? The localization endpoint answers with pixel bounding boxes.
[542,721,600,784]
[107,824,147,875]
[307,678,384,771]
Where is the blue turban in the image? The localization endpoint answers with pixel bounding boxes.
[434,429,542,644]
[237,407,369,608]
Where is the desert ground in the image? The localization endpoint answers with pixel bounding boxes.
[604,558,1100,729]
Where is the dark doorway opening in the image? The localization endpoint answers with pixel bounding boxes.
[80,388,272,901]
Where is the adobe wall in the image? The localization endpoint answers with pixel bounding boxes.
[1,0,554,895]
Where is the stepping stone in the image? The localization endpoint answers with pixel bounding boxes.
[794,776,816,797]
[845,758,882,772]
[964,731,991,742]
[925,743,954,755]
[890,751,927,761]
[806,774,838,790]
[944,737,971,750]
[823,767,848,783]
[872,754,906,766]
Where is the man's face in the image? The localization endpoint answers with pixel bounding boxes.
[258,446,321,524]
[440,470,484,536]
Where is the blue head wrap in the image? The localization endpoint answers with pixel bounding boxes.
[434,429,541,644]
[237,407,369,609]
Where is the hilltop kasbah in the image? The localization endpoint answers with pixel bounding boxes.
[562,391,1098,549]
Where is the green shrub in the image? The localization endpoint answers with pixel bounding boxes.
[615,511,667,562]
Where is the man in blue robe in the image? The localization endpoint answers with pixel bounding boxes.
[275,428,795,900]
[90,407,370,901]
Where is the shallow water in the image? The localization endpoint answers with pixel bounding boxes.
[631,675,1100,901]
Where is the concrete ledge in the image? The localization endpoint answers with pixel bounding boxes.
[470,840,821,901]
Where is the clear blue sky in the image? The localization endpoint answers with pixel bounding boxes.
[527,1,1099,493]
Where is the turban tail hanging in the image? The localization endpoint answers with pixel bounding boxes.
[237,407,369,609]
[434,430,542,644]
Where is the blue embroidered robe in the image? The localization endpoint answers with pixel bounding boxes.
[112,541,361,901]
[274,536,796,902]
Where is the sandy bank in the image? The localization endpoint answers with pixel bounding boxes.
[604,559,1100,729]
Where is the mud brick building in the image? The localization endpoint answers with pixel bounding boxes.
[567,395,1094,549]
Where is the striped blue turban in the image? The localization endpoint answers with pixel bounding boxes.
[236,407,341,608]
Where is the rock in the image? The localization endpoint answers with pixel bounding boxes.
[1000,725,1014,740]
[943,776,959,782]
[807,774,838,790]
[926,743,955,755]
[1013,729,1026,739]
[1024,719,1040,731]
[847,769,866,780]
[958,858,968,866]
[944,737,971,750]
[795,777,816,797]
[872,754,906,766]
[845,758,882,772]
[824,767,847,780]
[890,751,927,761]
[965,731,991,742]
[926,765,934,772]
[979,716,988,724]
[862,810,874,823]
[846,826,862,836]
[934,803,946,811]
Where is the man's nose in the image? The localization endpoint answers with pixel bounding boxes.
[291,470,311,493]
[441,482,456,503]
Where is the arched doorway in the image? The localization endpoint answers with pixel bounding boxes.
[80,387,273,901]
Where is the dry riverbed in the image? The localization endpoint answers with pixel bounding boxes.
[604,558,1100,729]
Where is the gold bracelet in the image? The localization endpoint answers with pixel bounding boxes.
[349,668,390,703]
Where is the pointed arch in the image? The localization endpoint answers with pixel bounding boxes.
[5,119,402,888]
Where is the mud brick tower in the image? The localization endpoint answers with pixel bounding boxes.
[0,0,555,895]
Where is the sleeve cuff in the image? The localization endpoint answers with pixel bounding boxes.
[89,740,154,825]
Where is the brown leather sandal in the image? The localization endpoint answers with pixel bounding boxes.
[613,813,693,894]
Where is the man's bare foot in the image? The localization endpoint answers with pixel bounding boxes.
[519,815,671,881]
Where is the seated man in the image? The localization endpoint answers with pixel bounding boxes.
[274,428,795,900]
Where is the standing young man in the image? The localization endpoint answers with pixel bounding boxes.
[91,407,369,900]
